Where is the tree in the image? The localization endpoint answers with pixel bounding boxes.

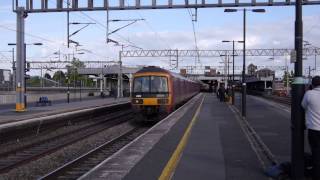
[66,58,85,73]
[65,58,87,87]
[44,73,51,79]
[283,70,294,86]
[248,64,257,76]
[27,76,40,87]
[53,70,66,86]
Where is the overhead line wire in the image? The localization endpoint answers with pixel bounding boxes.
[0,52,11,62]
[78,10,142,48]
[0,24,110,63]
[123,0,172,49]
[187,9,201,68]
[305,15,320,34]
[57,0,142,48]
[0,24,58,44]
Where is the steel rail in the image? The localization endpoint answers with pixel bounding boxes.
[39,126,148,180]
[0,110,133,173]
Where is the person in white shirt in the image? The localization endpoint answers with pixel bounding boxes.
[301,76,320,180]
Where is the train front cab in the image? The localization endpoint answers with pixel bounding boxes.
[131,73,173,118]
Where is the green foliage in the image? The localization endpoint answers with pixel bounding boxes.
[64,58,95,87]
[27,76,40,86]
[53,70,66,86]
[66,58,85,73]
[44,73,51,79]
[283,70,294,85]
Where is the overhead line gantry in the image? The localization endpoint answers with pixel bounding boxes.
[120,48,320,57]
[13,0,320,13]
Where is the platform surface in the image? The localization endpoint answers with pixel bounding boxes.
[125,94,268,180]
[80,93,295,180]
[0,97,129,125]
[235,93,294,162]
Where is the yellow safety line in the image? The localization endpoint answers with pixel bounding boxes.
[158,94,205,180]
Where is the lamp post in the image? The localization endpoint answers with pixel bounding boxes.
[304,40,318,76]
[10,48,15,90]
[219,54,231,87]
[222,40,243,105]
[224,8,265,117]
[8,42,43,111]
[285,56,290,96]
[291,0,305,178]
[118,47,123,98]
[66,76,70,103]
[110,42,142,99]
[79,80,82,101]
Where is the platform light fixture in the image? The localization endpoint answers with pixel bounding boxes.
[8,43,43,46]
[224,8,266,117]
[8,42,43,111]
[222,40,243,105]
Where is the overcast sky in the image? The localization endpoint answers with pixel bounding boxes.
[0,1,319,77]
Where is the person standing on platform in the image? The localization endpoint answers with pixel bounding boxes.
[227,85,232,101]
[218,84,226,102]
[301,76,320,180]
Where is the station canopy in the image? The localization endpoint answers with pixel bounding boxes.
[78,65,141,76]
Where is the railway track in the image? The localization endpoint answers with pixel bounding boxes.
[264,95,291,105]
[247,90,291,105]
[0,110,133,174]
[0,102,131,144]
[39,126,148,180]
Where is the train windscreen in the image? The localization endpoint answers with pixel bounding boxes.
[134,76,168,93]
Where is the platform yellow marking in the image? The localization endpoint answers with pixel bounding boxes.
[158,94,205,180]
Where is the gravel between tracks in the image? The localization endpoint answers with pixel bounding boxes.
[0,118,100,155]
[0,121,137,180]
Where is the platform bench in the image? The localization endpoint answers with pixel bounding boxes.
[36,96,52,106]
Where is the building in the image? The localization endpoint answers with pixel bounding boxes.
[246,67,275,94]
[180,69,187,76]
[204,66,217,77]
[255,68,275,78]
[247,64,257,76]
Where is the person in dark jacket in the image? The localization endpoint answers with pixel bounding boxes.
[218,84,226,102]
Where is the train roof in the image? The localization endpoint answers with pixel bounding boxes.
[135,66,170,74]
[135,66,197,83]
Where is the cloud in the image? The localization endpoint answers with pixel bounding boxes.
[0,5,12,13]
[3,10,319,77]
[0,20,15,27]
[31,14,319,76]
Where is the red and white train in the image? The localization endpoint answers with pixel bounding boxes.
[131,66,200,118]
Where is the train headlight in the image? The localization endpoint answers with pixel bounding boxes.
[132,99,143,104]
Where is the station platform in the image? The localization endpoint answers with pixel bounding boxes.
[126,94,267,180]
[0,97,129,125]
[234,93,292,162]
[80,93,286,180]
